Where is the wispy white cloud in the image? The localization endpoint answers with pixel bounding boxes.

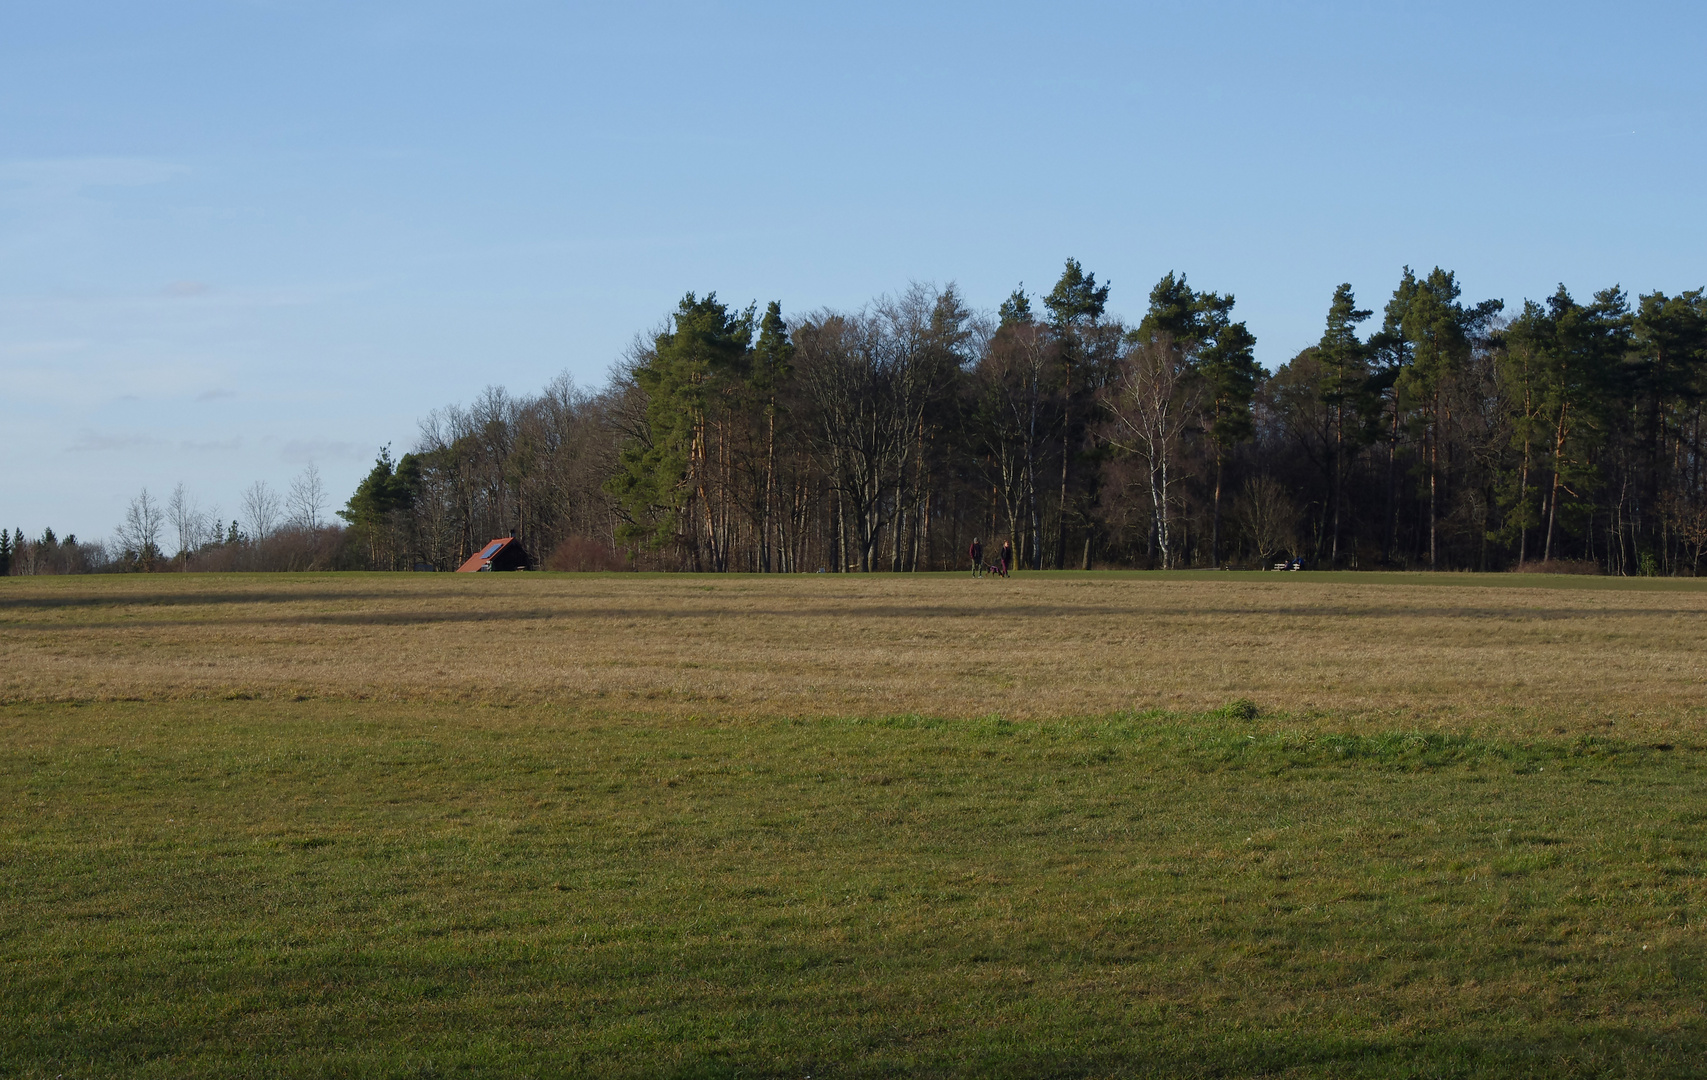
[67,429,243,454]
[0,337,88,359]
[181,437,242,453]
[0,156,188,197]
[68,429,163,454]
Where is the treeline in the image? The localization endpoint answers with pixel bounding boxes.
[334,260,1707,575]
[5,466,349,575]
[15,260,1705,576]
[0,528,107,576]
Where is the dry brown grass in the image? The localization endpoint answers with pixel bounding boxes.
[4,570,1706,736]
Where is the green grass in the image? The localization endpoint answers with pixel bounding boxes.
[6,701,1706,1077]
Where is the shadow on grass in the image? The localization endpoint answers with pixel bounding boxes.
[27,1008,1703,1079]
[1048,1026,1686,1079]
[7,597,1705,631]
[637,1025,1707,1079]
[809,711,1698,771]
[0,587,467,611]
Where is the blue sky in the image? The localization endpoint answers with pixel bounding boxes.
[3,1,1704,540]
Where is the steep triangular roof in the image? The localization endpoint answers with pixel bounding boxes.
[456,537,516,572]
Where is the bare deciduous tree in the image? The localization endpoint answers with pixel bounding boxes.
[1102,333,1203,568]
[1237,474,1300,566]
[970,320,1055,569]
[288,463,327,530]
[117,488,165,568]
[241,480,282,539]
[794,286,954,572]
[165,482,208,568]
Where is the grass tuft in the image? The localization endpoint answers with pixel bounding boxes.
[1221,696,1261,721]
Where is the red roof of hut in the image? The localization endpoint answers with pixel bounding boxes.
[455,536,529,572]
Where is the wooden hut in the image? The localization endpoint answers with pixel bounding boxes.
[456,534,531,572]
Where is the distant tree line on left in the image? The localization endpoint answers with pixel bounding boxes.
[3,465,352,575]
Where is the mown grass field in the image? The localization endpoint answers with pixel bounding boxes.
[4,571,1707,1076]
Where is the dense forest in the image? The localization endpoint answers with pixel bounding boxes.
[329,259,1707,576]
[11,260,1707,576]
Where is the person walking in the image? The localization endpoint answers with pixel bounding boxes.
[969,537,983,577]
[998,539,1012,578]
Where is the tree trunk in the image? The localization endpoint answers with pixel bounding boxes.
[1058,350,1071,570]
[1518,383,1533,565]
[1029,463,1042,572]
[892,493,905,573]
[763,405,776,572]
[1544,404,1570,563]
[1383,400,1399,565]
[919,489,931,571]
[1150,455,1170,569]
[1427,391,1439,569]
[1212,444,1224,567]
[1330,401,1342,567]
[835,487,846,573]
[1518,457,1530,566]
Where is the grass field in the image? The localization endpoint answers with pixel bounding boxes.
[5,572,1707,1076]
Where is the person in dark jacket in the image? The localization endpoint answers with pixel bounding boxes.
[998,539,1012,578]
[969,538,983,576]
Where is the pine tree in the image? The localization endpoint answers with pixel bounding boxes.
[1043,259,1110,568]
[1494,300,1552,564]
[1537,285,1628,562]
[1131,271,1254,565]
[998,286,1033,328]
[752,301,794,572]
[338,446,418,568]
[1369,268,1419,563]
[1197,319,1260,565]
[607,293,755,568]
[1317,284,1372,565]
[1395,268,1502,567]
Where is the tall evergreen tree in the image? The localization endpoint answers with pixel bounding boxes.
[1043,258,1110,568]
[1396,267,1502,567]
[338,446,420,568]
[752,301,794,572]
[607,292,755,567]
[1368,268,1419,562]
[1131,271,1255,564]
[1317,284,1372,565]
[1494,300,1552,564]
[1197,319,1260,565]
[1630,289,1707,562]
[1537,285,1628,562]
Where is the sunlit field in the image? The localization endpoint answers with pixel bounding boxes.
[6,570,1707,734]
[5,572,1706,1077]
